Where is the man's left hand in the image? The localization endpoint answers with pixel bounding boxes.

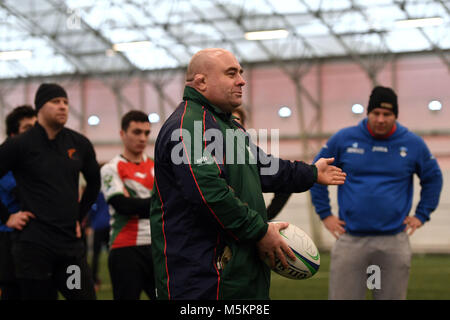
[403,216,423,236]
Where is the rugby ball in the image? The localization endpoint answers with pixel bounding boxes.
[270,222,320,280]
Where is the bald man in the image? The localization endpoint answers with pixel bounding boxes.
[150,48,346,300]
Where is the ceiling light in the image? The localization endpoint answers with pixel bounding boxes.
[245,29,289,41]
[395,17,443,29]
[428,100,442,111]
[148,112,160,123]
[278,106,292,118]
[112,41,151,52]
[0,50,32,61]
[352,104,364,114]
[88,115,100,126]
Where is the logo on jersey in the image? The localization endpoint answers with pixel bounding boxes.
[67,148,77,159]
[400,146,408,158]
[134,172,147,179]
[346,142,364,154]
[103,174,113,190]
[372,146,388,153]
[195,155,211,165]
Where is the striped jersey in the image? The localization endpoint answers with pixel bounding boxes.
[101,154,154,249]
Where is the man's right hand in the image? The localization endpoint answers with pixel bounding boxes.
[6,211,35,230]
[257,222,296,269]
[323,215,346,239]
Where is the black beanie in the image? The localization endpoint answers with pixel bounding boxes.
[34,83,68,112]
[367,86,398,118]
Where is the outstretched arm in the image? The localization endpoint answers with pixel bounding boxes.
[314,157,346,185]
[310,133,346,237]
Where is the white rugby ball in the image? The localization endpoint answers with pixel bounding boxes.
[270,222,320,280]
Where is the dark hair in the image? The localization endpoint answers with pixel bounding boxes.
[121,110,150,131]
[5,105,37,136]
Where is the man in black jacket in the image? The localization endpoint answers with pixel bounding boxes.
[0,83,100,300]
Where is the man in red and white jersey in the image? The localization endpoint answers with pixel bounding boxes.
[101,110,155,300]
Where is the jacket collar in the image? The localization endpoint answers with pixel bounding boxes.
[360,118,400,140]
[183,86,232,122]
[35,121,65,141]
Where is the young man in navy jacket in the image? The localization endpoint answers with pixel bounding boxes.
[310,86,443,300]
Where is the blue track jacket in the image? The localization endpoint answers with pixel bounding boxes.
[310,119,443,236]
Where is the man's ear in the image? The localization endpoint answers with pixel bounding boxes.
[193,74,207,92]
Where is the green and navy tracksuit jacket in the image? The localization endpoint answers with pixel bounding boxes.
[150,86,318,300]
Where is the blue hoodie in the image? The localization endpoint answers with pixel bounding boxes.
[87,192,110,231]
[310,119,443,236]
[0,171,19,232]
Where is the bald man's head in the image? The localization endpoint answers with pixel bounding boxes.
[186,48,229,82]
[185,48,245,113]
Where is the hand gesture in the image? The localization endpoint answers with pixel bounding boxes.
[257,222,296,269]
[315,157,346,185]
[6,211,35,230]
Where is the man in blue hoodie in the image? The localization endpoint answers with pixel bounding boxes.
[310,86,443,300]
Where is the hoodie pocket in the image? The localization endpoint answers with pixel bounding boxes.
[345,194,402,233]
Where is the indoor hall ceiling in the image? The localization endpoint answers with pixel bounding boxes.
[0,0,449,79]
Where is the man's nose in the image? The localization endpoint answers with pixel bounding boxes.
[236,74,246,86]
